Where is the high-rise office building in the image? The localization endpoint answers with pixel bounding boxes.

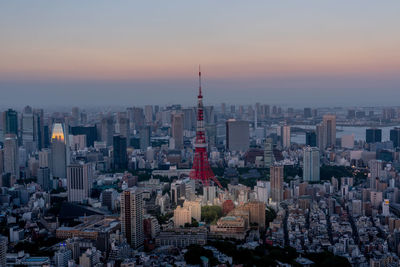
[51,123,68,179]
[34,109,45,150]
[113,135,127,170]
[39,148,51,168]
[121,188,144,249]
[71,107,80,125]
[270,165,283,203]
[280,125,291,148]
[101,188,118,211]
[306,131,317,147]
[2,109,18,136]
[38,167,51,191]
[4,134,19,179]
[100,116,114,146]
[117,116,130,144]
[171,112,184,150]
[21,105,36,154]
[182,108,195,131]
[221,103,226,115]
[390,127,400,148]
[144,105,153,124]
[205,124,217,151]
[204,106,215,125]
[366,128,382,144]
[303,147,320,182]
[140,126,151,150]
[226,119,249,152]
[70,126,97,147]
[264,138,274,168]
[132,107,145,129]
[304,108,312,118]
[322,114,336,148]
[67,163,93,203]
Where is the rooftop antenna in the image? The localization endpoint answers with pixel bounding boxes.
[198,65,202,97]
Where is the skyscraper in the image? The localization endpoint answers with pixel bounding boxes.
[113,135,127,170]
[270,165,283,203]
[303,146,320,182]
[316,124,325,150]
[171,112,184,150]
[71,107,80,125]
[366,128,382,144]
[305,131,317,147]
[34,109,45,150]
[21,105,35,154]
[304,108,312,118]
[38,167,51,191]
[67,163,93,203]
[117,116,130,143]
[121,188,144,249]
[280,125,291,149]
[322,114,336,148]
[100,116,114,146]
[51,123,67,179]
[4,134,19,179]
[183,108,195,131]
[264,138,274,168]
[390,127,400,148]
[144,105,153,124]
[226,119,250,152]
[140,126,151,150]
[2,109,18,136]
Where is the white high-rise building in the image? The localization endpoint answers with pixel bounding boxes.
[303,147,320,182]
[121,188,144,249]
[255,180,270,204]
[382,199,390,216]
[183,199,202,222]
[54,246,72,267]
[202,186,216,205]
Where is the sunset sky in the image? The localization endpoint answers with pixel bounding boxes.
[1,1,400,107]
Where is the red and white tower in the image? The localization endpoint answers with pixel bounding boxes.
[190,66,222,188]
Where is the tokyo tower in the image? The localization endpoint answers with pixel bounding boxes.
[190,66,222,188]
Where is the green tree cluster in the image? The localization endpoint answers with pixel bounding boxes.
[201,205,222,224]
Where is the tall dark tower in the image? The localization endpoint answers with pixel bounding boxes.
[190,66,222,188]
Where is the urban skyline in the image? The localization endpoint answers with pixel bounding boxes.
[2,1,400,266]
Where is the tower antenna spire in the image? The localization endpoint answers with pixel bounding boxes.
[198,65,202,97]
